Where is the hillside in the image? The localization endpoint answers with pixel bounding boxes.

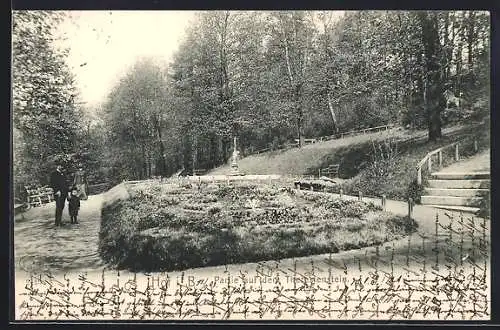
[342,124,489,201]
[208,124,478,178]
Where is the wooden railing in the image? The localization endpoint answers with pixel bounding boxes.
[294,138,318,145]
[416,136,480,185]
[247,124,395,156]
[318,124,395,142]
[87,182,112,195]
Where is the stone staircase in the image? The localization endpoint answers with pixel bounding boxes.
[421,172,490,213]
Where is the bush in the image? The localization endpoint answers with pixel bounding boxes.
[343,122,489,202]
[406,179,424,204]
[343,157,413,200]
[98,181,418,272]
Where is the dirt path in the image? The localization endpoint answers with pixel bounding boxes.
[14,195,105,275]
[435,148,490,173]
[14,187,490,320]
[14,185,489,277]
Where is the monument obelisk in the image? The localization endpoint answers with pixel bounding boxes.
[230,136,241,176]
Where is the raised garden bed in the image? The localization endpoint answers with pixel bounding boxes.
[99,181,418,272]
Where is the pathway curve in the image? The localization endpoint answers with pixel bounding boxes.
[14,186,490,321]
[14,194,105,275]
[14,186,489,277]
[435,148,490,173]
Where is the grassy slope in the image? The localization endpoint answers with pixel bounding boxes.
[342,122,490,201]
[209,124,477,177]
[209,122,489,201]
[210,128,412,176]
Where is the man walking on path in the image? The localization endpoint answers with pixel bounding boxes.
[50,164,69,226]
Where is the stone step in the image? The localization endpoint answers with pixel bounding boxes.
[427,179,490,189]
[421,195,483,207]
[425,205,481,214]
[424,188,489,197]
[430,172,490,180]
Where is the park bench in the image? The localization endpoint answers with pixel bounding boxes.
[319,164,340,178]
[193,168,207,176]
[25,186,54,208]
[294,138,318,146]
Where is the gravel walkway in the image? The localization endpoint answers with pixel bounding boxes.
[13,188,490,320]
[13,187,489,276]
[14,195,105,275]
[435,149,490,173]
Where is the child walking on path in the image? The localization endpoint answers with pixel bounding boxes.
[67,187,81,224]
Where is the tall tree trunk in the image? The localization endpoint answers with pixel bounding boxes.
[148,149,152,178]
[192,135,198,174]
[209,133,217,169]
[153,115,167,177]
[418,11,444,141]
[447,12,456,80]
[295,84,304,146]
[217,135,223,166]
[455,12,464,94]
[467,11,475,71]
[141,143,147,179]
[282,25,303,148]
[443,12,451,81]
[415,52,424,129]
[322,17,340,135]
[183,133,193,175]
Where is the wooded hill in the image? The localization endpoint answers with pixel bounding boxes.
[12,11,490,188]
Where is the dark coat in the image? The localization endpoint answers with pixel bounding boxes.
[67,195,80,214]
[50,170,68,196]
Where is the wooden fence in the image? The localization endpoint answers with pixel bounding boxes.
[87,182,112,195]
[293,181,418,217]
[247,124,395,156]
[318,124,395,142]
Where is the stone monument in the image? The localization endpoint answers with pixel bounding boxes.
[230,136,242,176]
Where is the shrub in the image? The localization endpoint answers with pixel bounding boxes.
[208,205,222,215]
[214,184,235,198]
[406,178,425,204]
[341,122,489,202]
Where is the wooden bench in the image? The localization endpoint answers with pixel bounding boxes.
[193,169,207,176]
[25,186,54,208]
[294,138,318,146]
[319,164,340,178]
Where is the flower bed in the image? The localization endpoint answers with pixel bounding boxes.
[99,181,417,272]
